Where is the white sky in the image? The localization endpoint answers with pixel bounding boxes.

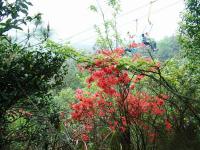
[30,0,185,49]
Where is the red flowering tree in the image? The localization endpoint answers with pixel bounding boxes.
[69,48,171,149]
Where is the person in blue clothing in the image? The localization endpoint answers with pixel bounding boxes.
[141,33,158,51]
[125,47,137,54]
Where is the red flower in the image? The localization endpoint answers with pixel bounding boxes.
[75,88,83,99]
[165,120,172,130]
[148,132,157,143]
[134,74,145,83]
[129,42,138,48]
[71,112,81,120]
[156,97,164,106]
[99,110,105,117]
[109,125,116,131]
[77,64,84,72]
[69,48,169,142]
[86,76,95,84]
[152,107,165,115]
[95,59,102,66]
[108,108,115,114]
[130,84,135,89]
[121,116,127,126]
[115,47,125,56]
[160,94,169,100]
[120,126,126,132]
[82,134,89,142]
[84,124,93,131]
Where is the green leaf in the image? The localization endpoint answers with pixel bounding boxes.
[110,131,121,150]
[89,5,97,12]
[20,3,29,10]
[11,25,23,30]
[25,1,33,6]
[20,9,28,15]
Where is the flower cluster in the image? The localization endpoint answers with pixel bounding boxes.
[70,48,170,142]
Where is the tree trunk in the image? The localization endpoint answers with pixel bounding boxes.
[121,128,131,150]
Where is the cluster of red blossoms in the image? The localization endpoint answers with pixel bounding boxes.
[70,48,171,142]
[129,42,145,48]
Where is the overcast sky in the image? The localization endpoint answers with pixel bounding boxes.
[30,0,185,49]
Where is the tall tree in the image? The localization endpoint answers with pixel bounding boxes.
[179,0,200,85]
[0,0,68,148]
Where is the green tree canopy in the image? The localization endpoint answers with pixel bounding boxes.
[179,0,200,84]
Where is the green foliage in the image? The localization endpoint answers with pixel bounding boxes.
[179,0,200,84]
[54,88,75,109]
[45,40,91,63]
[5,95,58,149]
[154,1,200,146]
[0,0,41,36]
[155,57,200,150]
[0,38,68,148]
[0,38,66,114]
[0,0,73,149]
[1,0,200,149]
[91,0,123,50]
[110,131,121,150]
[156,36,181,60]
[89,5,97,12]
